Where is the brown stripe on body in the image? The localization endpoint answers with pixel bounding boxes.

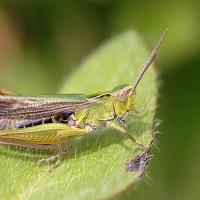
[0,96,91,120]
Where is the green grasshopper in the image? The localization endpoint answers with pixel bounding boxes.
[0,29,167,172]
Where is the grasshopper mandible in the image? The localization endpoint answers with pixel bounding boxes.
[0,29,167,172]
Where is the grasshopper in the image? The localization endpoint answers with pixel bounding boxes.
[0,29,167,172]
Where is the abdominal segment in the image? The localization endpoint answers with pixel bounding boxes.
[0,112,74,131]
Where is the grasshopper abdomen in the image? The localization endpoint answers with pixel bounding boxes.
[0,111,75,130]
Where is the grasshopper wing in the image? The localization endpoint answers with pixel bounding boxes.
[0,94,91,130]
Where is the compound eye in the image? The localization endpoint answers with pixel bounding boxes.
[116,91,127,103]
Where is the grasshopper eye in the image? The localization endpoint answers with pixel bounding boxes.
[115,91,127,103]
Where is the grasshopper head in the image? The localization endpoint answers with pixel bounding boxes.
[111,85,136,118]
[111,29,168,119]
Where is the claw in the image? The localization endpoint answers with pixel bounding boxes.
[48,159,62,173]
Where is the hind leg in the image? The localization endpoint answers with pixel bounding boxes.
[37,145,72,173]
[37,127,90,172]
[36,146,69,165]
[37,131,72,172]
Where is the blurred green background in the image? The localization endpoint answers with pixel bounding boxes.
[0,0,199,199]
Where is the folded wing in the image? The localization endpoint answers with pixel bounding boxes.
[0,94,91,130]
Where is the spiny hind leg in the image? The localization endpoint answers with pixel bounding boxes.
[36,147,68,165]
[37,146,72,169]
[37,132,73,172]
[40,128,88,172]
[47,151,68,173]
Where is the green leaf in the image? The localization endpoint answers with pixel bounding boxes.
[0,31,157,200]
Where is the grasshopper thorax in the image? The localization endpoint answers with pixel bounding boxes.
[111,85,135,119]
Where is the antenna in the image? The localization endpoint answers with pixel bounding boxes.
[130,28,168,94]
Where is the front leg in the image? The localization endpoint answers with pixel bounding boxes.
[106,121,146,149]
